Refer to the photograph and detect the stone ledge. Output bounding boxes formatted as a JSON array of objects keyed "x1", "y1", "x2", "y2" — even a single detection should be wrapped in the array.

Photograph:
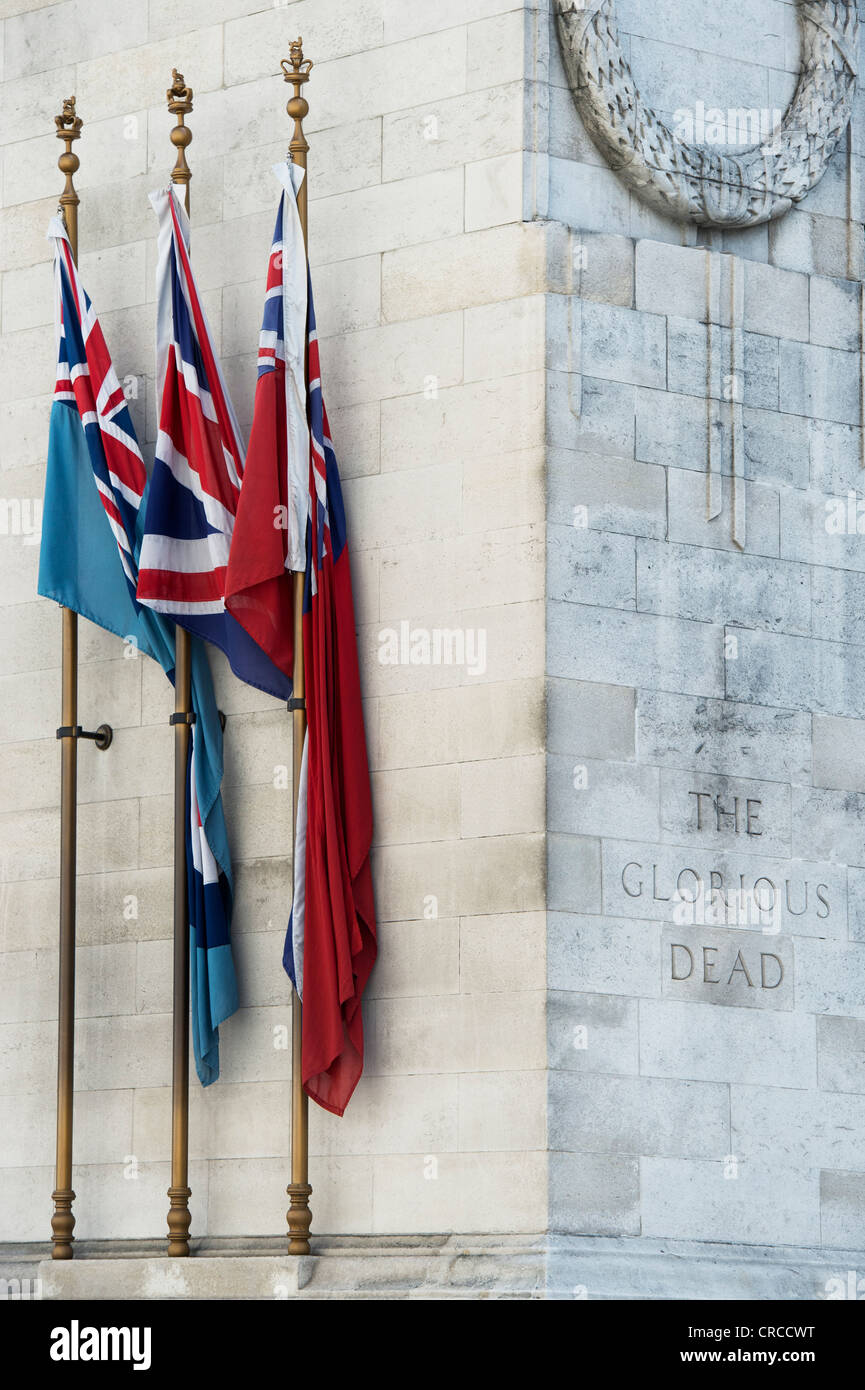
[
  {"x1": 24, "y1": 1234, "x2": 865, "y2": 1300},
  {"x1": 549, "y1": 1236, "x2": 865, "y2": 1302},
  {"x1": 36, "y1": 1235, "x2": 548, "y2": 1301}
]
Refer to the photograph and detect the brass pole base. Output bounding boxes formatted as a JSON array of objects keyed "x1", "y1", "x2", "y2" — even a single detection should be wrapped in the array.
[
  {"x1": 286, "y1": 1183, "x2": 313, "y2": 1255},
  {"x1": 167, "y1": 1185, "x2": 192, "y2": 1257},
  {"x1": 51, "y1": 1188, "x2": 75, "y2": 1260}
]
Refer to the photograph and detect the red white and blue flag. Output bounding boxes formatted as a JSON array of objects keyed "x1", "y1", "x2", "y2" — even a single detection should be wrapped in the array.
[
  {"x1": 48, "y1": 215, "x2": 146, "y2": 597},
  {"x1": 137, "y1": 185, "x2": 291, "y2": 702},
  {"x1": 39, "y1": 214, "x2": 238, "y2": 1086},
  {"x1": 225, "y1": 164, "x2": 377, "y2": 1117}
]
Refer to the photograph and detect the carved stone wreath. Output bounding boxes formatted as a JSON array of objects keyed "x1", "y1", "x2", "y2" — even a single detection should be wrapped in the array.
[{"x1": 555, "y1": 0, "x2": 860, "y2": 227}]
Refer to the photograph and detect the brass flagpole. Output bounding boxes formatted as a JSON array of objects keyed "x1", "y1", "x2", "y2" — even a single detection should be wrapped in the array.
[
  {"x1": 283, "y1": 39, "x2": 313, "y2": 1257},
  {"x1": 165, "y1": 68, "x2": 194, "y2": 1259},
  {"x1": 51, "y1": 95, "x2": 83, "y2": 1263},
  {"x1": 51, "y1": 98, "x2": 113, "y2": 1260}
]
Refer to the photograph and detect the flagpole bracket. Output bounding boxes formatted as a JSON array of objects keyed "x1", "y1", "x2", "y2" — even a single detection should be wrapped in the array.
[
  {"x1": 287, "y1": 697, "x2": 306, "y2": 713},
  {"x1": 56, "y1": 723, "x2": 113, "y2": 751},
  {"x1": 169, "y1": 712, "x2": 196, "y2": 726}
]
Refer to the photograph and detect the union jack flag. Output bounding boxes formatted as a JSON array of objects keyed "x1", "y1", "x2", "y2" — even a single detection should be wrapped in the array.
[
  {"x1": 39, "y1": 213, "x2": 238, "y2": 1086},
  {"x1": 226, "y1": 165, "x2": 377, "y2": 1116},
  {"x1": 137, "y1": 185, "x2": 291, "y2": 701},
  {"x1": 50, "y1": 215, "x2": 145, "y2": 597}
]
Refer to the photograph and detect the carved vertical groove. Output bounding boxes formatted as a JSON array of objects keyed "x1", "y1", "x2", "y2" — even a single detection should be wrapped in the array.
[{"x1": 729, "y1": 257, "x2": 746, "y2": 551}]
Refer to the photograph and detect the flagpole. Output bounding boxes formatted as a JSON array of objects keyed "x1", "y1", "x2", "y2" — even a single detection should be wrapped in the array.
[
  {"x1": 51, "y1": 98, "x2": 115, "y2": 1260},
  {"x1": 283, "y1": 39, "x2": 313, "y2": 1258},
  {"x1": 51, "y1": 97, "x2": 84, "y2": 1263},
  {"x1": 165, "y1": 68, "x2": 194, "y2": 1259}
]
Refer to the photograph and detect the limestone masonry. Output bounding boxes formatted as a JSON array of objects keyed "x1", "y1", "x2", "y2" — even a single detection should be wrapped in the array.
[{"x1": 1, "y1": 0, "x2": 865, "y2": 1299}]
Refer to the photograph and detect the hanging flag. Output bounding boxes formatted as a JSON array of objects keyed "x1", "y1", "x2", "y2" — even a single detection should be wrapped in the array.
[
  {"x1": 225, "y1": 164, "x2": 377, "y2": 1117},
  {"x1": 137, "y1": 185, "x2": 291, "y2": 702},
  {"x1": 38, "y1": 214, "x2": 237, "y2": 1086}
]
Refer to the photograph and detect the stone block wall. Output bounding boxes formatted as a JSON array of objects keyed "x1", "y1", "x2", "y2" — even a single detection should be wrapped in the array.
[{"x1": 540, "y1": 0, "x2": 865, "y2": 1255}]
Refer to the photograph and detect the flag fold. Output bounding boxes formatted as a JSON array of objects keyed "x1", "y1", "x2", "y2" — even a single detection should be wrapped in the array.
[{"x1": 137, "y1": 186, "x2": 292, "y2": 702}]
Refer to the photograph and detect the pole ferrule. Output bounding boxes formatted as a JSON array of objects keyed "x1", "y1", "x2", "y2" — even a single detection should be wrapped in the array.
[{"x1": 286, "y1": 1182, "x2": 313, "y2": 1256}]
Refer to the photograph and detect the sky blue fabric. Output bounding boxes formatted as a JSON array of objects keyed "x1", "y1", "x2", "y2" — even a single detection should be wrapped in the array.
[{"x1": 39, "y1": 398, "x2": 238, "y2": 1084}]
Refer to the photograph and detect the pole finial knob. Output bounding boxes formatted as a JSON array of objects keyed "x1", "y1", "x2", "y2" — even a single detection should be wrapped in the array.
[
  {"x1": 166, "y1": 67, "x2": 193, "y2": 198},
  {"x1": 55, "y1": 97, "x2": 82, "y2": 230},
  {"x1": 281, "y1": 39, "x2": 312, "y2": 164}
]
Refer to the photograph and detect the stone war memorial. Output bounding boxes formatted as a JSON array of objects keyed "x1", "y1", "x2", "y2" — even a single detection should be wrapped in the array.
[{"x1": 1, "y1": 0, "x2": 865, "y2": 1312}]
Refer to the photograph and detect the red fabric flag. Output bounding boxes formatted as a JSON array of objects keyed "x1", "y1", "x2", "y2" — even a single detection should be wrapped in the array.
[{"x1": 225, "y1": 165, "x2": 376, "y2": 1115}]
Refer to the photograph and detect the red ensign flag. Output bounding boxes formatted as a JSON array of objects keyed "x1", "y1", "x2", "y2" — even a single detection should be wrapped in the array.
[{"x1": 225, "y1": 164, "x2": 376, "y2": 1116}]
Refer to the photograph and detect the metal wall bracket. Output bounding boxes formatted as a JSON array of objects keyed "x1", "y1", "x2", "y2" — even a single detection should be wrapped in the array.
[
  {"x1": 287, "y1": 697, "x2": 306, "y2": 712},
  {"x1": 168, "y1": 712, "x2": 196, "y2": 726},
  {"x1": 56, "y1": 724, "x2": 113, "y2": 751}
]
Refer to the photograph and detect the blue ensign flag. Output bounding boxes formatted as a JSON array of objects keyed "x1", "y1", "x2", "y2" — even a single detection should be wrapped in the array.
[{"x1": 37, "y1": 214, "x2": 238, "y2": 1085}]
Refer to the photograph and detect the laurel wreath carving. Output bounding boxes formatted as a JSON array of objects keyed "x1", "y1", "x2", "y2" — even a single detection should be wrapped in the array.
[{"x1": 555, "y1": 0, "x2": 859, "y2": 227}]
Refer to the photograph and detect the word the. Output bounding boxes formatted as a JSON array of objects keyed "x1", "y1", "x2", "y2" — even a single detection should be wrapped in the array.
[{"x1": 689, "y1": 791, "x2": 762, "y2": 837}]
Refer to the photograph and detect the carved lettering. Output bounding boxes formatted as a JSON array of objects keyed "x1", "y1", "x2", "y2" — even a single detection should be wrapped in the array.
[
  {"x1": 670, "y1": 944, "x2": 694, "y2": 982},
  {"x1": 622, "y1": 861, "x2": 831, "y2": 923},
  {"x1": 727, "y1": 950, "x2": 754, "y2": 988},
  {"x1": 688, "y1": 790, "x2": 763, "y2": 837},
  {"x1": 702, "y1": 947, "x2": 719, "y2": 984},
  {"x1": 661, "y1": 926, "x2": 794, "y2": 1011},
  {"x1": 622, "y1": 862, "x2": 642, "y2": 898}
]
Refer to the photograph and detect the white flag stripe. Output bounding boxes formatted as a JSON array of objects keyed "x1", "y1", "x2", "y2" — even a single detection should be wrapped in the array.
[
  {"x1": 149, "y1": 187, "x2": 246, "y2": 467},
  {"x1": 273, "y1": 162, "x2": 311, "y2": 573},
  {"x1": 142, "y1": 596, "x2": 226, "y2": 616},
  {"x1": 153, "y1": 430, "x2": 237, "y2": 537},
  {"x1": 138, "y1": 530, "x2": 230, "y2": 574}
]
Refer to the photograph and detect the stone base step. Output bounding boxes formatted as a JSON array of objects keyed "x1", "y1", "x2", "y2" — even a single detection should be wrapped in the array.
[
  {"x1": 19, "y1": 1234, "x2": 865, "y2": 1300},
  {"x1": 36, "y1": 1235, "x2": 547, "y2": 1301}
]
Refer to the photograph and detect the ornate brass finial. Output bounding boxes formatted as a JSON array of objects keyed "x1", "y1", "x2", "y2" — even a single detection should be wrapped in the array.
[
  {"x1": 166, "y1": 68, "x2": 193, "y2": 206},
  {"x1": 55, "y1": 95, "x2": 83, "y2": 137},
  {"x1": 281, "y1": 38, "x2": 313, "y2": 167},
  {"x1": 55, "y1": 96, "x2": 82, "y2": 257},
  {"x1": 167, "y1": 67, "x2": 193, "y2": 108}
]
